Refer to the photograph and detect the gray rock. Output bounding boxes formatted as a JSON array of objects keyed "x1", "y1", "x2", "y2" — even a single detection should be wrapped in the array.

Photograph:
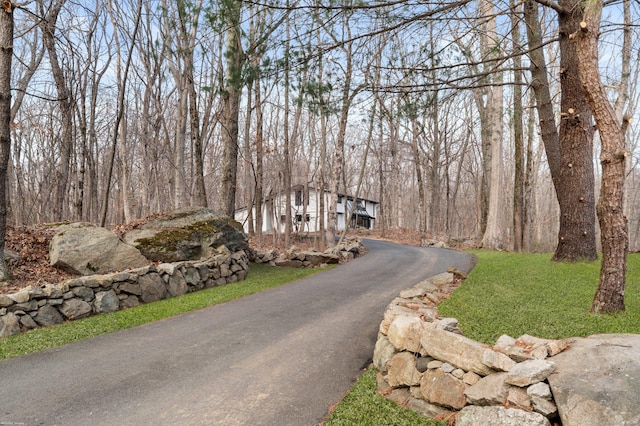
[
  {"x1": 182, "y1": 266, "x2": 200, "y2": 285},
  {"x1": 94, "y1": 290, "x2": 119, "y2": 313},
  {"x1": 50, "y1": 222, "x2": 148, "y2": 275},
  {"x1": 0, "y1": 312, "x2": 21, "y2": 337},
  {"x1": 548, "y1": 334, "x2": 640, "y2": 426},
  {"x1": 168, "y1": 271, "x2": 188, "y2": 297},
  {"x1": 373, "y1": 335, "x2": 396, "y2": 372},
  {"x1": 42, "y1": 284, "x2": 64, "y2": 298},
  {"x1": 494, "y1": 334, "x2": 533, "y2": 362},
  {"x1": 483, "y1": 348, "x2": 517, "y2": 372},
  {"x1": 34, "y1": 305, "x2": 64, "y2": 326},
  {"x1": 420, "y1": 328, "x2": 494, "y2": 376},
  {"x1": 8, "y1": 300, "x2": 37, "y2": 312},
  {"x1": 415, "y1": 356, "x2": 433, "y2": 373},
  {"x1": 530, "y1": 395, "x2": 557, "y2": 417},
  {"x1": 302, "y1": 252, "x2": 339, "y2": 266},
  {"x1": 527, "y1": 382, "x2": 552, "y2": 400},
  {"x1": 19, "y1": 314, "x2": 38, "y2": 329},
  {"x1": 434, "y1": 317, "x2": 460, "y2": 333},
  {"x1": 8, "y1": 290, "x2": 30, "y2": 304},
  {"x1": 119, "y1": 295, "x2": 140, "y2": 309},
  {"x1": 440, "y1": 362, "x2": 455, "y2": 373},
  {"x1": 505, "y1": 359, "x2": 556, "y2": 387},
  {"x1": 273, "y1": 258, "x2": 303, "y2": 268},
  {"x1": 420, "y1": 368, "x2": 467, "y2": 410},
  {"x1": 139, "y1": 272, "x2": 167, "y2": 303},
  {"x1": 0, "y1": 294, "x2": 14, "y2": 308},
  {"x1": 119, "y1": 282, "x2": 142, "y2": 295},
  {"x1": 124, "y1": 208, "x2": 248, "y2": 262},
  {"x1": 72, "y1": 286, "x2": 95, "y2": 302},
  {"x1": 464, "y1": 372, "x2": 511, "y2": 406},
  {"x1": 60, "y1": 299, "x2": 92, "y2": 319},
  {"x1": 456, "y1": 406, "x2": 551, "y2": 426}
]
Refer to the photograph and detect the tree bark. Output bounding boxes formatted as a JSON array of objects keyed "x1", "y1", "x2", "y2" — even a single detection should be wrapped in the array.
[
  {"x1": 0, "y1": 1, "x2": 13, "y2": 281},
  {"x1": 511, "y1": 0, "x2": 525, "y2": 251},
  {"x1": 524, "y1": 0, "x2": 597, "y2": 261},
  {"x1": 41, "y1": 0, "x2": 72, "y2": 221},
  {"x1": 479, "y1": 0, "x2": 505, "y2": 249},
  {"x1": 574, "y1": 3, "x2": 628, "y2": 313},
  {"x1": 219, "y1": 0, "x2": 243, "y2": 217}
]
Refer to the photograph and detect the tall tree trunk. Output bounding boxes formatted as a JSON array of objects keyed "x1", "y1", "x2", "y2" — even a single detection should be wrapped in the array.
[
  {"x1": 411, "y1": 118, "x2": 426, "y2": 236},
  {"x1": 243, "y1": 74, "x2": 255, "y2": 236},
  {"x1": 219, "y1": 0, "x2": 243, "y2": 217},
  {"x1": 0, "y1": 1, "x2": 13, "y2": 281},
  {"x1": 188, "y1": 68, "x2": 207, "y2": 207},
  {"x1": 254, "y1": 75, "x2": 264, "y2": 240},
  {"x1": 283, "y1": 13, "x2": 292, "y2": 247},
  {"x1": 574, "y1": 2, "x2": 628, "y2": 313},
  {"x1": 41, "y1": 0, "x2": 72, "y2": 221},
  {"x1": 479, "y1": 0, "x2": 505, "y2": 249},
  {"x1": 524, "y1": 0, "x2": 597, "y2": 261},
  {"x1": 511, "y1": 0, "x2": 525, "y2": 251}
]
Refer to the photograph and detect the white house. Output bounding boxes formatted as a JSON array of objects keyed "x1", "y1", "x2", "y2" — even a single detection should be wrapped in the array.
[{"x1": 234, "y1": 185, "x2": 378, "y2": 234}]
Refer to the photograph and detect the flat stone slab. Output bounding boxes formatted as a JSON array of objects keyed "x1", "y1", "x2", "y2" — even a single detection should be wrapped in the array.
[{"x1": 548, "y1": 334, "x2": 640, "y2": 426}]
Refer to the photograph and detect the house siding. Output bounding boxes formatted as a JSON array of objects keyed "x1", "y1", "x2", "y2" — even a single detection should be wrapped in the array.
[{"x1": 235, "y1": 188, "x2": 377, "y2": 234}]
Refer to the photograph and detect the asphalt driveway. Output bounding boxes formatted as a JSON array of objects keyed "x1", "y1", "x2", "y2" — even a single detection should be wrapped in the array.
[{"x1": 0, "y1": 239, "x2": 475, "y2": 425}]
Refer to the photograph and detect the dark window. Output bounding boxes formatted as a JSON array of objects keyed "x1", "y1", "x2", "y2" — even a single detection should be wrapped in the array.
[
  {"x1": 295, "y1": 190, "x2": 303, "y2": 206},
  {"x1": 296, "y1": 214, "x2": 311, "y2": 222}
]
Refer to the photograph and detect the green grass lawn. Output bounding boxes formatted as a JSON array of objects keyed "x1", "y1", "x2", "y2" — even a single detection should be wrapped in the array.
[
  {"x1": 0, "y1": 263, "x2": 325, "y2": 360},
  {"x1": 438, "y1": 251, "x2": 640, "y2": 345},
  {"x1": 325, "y1": 250, "x2": 640, "y2": 425}
]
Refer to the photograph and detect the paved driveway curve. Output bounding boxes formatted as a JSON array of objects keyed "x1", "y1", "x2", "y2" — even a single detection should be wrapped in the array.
[{"x1": 0, "y1": 239, "x2": 475, "y2": 425}]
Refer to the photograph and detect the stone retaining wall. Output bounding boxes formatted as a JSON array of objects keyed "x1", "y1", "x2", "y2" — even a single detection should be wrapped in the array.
[
  {"x1": 253, "y1": 236, "x2": 366, "y2": 267},
  {"x1": 373, "y1": 272, "x2": 570, "y2": 426},
  {"x1": 0, "y1": 247, "x2": 249, "y2": 338}
]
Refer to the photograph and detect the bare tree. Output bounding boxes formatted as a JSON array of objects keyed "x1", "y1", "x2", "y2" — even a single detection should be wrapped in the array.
[
  {"x1": 0, "y1": 0, "x2": 13, "y2": 281},
  {"x1": 40, "y1": 0, "x2": 73, "y2": 221},
  {"x1": 574, "y1": 0, "x2": 631, "y2": 313}
]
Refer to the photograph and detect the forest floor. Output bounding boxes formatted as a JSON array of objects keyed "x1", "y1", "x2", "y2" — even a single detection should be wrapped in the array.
[{"x1": 0, "y1": 224, "x2": 428, "y2": 295}]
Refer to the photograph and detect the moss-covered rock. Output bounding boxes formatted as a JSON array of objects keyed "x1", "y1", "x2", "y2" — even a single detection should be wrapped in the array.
[{"x1": 124, "y1": 207, "x2": 248, "y2": 263}]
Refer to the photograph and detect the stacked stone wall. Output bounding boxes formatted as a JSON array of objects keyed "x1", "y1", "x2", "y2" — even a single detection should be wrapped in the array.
[
  {"x1": 0, "y1": 248, "x2": 249, "y2": 338},
  {"x1": 374, "y1": 272, "x2": 570, "y2": 426}
]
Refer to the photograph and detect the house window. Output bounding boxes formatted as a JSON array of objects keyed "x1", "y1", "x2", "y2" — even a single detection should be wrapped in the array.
[
  {"x1": 296, "y1": 214, "x2": 310, "y2": 222},
  {"x1": 351, "y1": 214, "x2": 371, "y2": 229},
  {"x1": 295, "y1": 190, "x2": 303, "y2": 206},
  {"x1": 338, "y1": 195, "x2": 343, "y2": 204},
  {"x1": 356, "y1": 199, "x2": 365, "y2": 209}
]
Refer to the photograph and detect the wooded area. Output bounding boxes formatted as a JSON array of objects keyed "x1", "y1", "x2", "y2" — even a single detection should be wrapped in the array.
[{"x1": 0, "y1": 0, "x2": 638, "y2": 311}]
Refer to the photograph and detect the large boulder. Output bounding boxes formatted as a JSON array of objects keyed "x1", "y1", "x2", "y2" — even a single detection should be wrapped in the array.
[
  {"x1": 124, "y1": 208, "x2": 248, "y2": 263},
  {"x1": 50, "y1": 223, "x2": 149, "y2": 275},
  {"x1": 548, "y1": 334, "x2": 640, "y2": 426}
]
